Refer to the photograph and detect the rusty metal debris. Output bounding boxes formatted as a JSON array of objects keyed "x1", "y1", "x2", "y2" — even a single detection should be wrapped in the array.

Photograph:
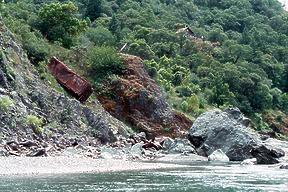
[{"x1": 48, "y1": 57, "x2": 92, "y2": 102}]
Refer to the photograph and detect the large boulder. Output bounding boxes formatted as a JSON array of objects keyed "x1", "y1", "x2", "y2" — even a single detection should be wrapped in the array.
[{"x1": 188, "y1": 108, "x2": 285, "y2": 164}]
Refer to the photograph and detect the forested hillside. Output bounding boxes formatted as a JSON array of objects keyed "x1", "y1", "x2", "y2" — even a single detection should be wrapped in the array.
[{"x1": 1, "y1": 0, "x2": 288, "y2": 137}]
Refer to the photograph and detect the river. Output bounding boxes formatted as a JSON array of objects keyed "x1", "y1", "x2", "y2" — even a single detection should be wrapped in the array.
[{"x1": 0, "y1": 161, "x2": 287, "y2": 192}]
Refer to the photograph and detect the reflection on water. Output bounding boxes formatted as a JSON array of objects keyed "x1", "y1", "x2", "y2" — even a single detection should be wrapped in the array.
[{"x1": 0, "y1": 162, "x2": 287, "y2": 192}]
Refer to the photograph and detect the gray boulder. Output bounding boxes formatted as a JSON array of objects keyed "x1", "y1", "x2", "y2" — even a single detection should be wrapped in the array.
[
  {"x1": 188, "y1": 108, "x2": 284, "y2": 164},
  {"x1": 0, "y1": 147, "x2": 8, "y2": 157},
  {"x1": 280, "y1": 164, "x2": 288, "y2": 169},
  {"x1": 251, "y1": 145, "x2": 284, "y2": 164},
  {"x1": 241, "y1": 158, "x2": 257, "y2": 165},
  {"x1": 163, "y1": 138, "x2": 196, "y2": 154},
  {"x1": 208, "y1": 149, "x2": 229, "y2": 162}
]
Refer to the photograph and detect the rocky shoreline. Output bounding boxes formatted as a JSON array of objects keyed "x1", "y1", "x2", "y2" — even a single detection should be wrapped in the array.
[{"x1": 1, "y1": 108, "x2": 288, "y2": 175}]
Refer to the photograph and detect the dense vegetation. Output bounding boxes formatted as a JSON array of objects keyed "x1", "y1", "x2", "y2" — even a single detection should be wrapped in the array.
[{"x1": 1, "y1": 0, "x2": 288, "y2": 134}]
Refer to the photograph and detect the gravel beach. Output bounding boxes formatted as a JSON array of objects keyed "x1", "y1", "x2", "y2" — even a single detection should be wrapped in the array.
[{"x1": 0, "y1": 157, "x2": 186, "y2": 176}]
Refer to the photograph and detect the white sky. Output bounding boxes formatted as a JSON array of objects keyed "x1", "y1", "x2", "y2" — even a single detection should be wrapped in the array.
[{"x1": 278, "y1": 0, "x2": 288, "y2": 10}]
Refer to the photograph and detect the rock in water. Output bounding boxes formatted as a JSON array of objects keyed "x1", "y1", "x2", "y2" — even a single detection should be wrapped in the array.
[
  {"x1": 188, "y1": 108, "x2": 284, "y2": 164},
  {"x1": 208, "y1": 149, "x2": 229, "y2": 162},
  {"x1": 251, "y1": 145, "x2": 285, "y2": 164},
  {"x1": 130, "y1": 143, "x2": 144, "y2": 157},
  {"x1": 279, "y1": 164, "x2": 288, "y2": 169}
]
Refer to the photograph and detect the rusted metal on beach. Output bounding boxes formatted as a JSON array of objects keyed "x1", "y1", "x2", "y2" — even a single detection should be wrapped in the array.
[{"x1": 48, "y1": 57, "x2": 93, "y2": 102}]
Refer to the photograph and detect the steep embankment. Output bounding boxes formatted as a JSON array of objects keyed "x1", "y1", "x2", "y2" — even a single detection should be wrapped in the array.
[
  {"x1": 98, "y1": 54, "x2": 192, "y2": 139},
  {"x1": 0, "y1": 19, "x2": 130, "y2": 156}
]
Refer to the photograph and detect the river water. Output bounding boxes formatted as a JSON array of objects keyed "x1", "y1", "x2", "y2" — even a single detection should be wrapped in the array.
[{"x1": 0, "y1": 161, "x2": 287, "y2": 192}]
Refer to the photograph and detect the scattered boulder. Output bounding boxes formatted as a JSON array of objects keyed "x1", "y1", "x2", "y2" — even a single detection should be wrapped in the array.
[
  {"x1": 0, "y1": 146, "x2": 8, "y2": 157},
  {"x1": 19, "y1": 140, "x2": 38, "y2": 148},
  {"x1": 162, "y1": 138, "x2": 196, "y2": 154},
  {"x1": 130, "y1": 143, "x2": 144, "y2": 157},
  {"x1": 208, "y1": 149, "x2": 229, "y2": 162},
  {"x1": 241, "y1": 158, "x2": 257, "y2": 165},
  {"x1": 279, "y1": 164, "x2": 288, "y2": 169},
  {"x1": 143, "y1": 142, "x2": 162, "y2": 150},
  {"x1": 29, "y1": 148, "x2": 47, "y2": 157},
  {"x1": 161, "y1": 137, "x2": 175, "y2": 150},
  {"x1": 189, "y1": 108, "x2": 285, "y2": 164},
  {"x1": 130, "y1": 132, "x2": 147, "y2": 143}
]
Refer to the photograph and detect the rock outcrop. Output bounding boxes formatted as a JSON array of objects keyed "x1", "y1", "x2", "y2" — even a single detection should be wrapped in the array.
[
  {"x1": 188, "y1": 108, "x2": 285, "y2": 164},
  {"x1": 0, "y1": 19, "x2": 130, "y2": 156},
  {"x1": 98, "y1": 54, "x2": 192, "y2": 139}
]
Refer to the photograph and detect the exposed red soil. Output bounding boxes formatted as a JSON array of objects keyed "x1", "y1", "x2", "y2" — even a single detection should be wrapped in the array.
[{"x1": 97, "y1": 54, "x2": 192, "y2": 139}]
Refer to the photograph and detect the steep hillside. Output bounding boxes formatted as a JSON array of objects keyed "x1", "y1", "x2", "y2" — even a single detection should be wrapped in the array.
[
  {"x1": 98, "y1": 54, "x2": 192, "y2": 138},
  {"x1": 0, "y1": 18, "x2": 130, "y2": 156},
  {"x1": 1, "y1": 0, "x2": 288, "y2": 139}
]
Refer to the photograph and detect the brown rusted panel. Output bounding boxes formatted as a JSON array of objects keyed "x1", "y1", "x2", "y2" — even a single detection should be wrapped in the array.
[{"x1": 48, "y1": 57, "x2": 93, "y2": 102}]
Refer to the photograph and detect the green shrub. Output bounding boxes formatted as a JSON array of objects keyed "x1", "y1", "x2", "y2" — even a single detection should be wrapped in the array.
[
  {"x1": 252, "y1": 113, "x2": 271, "y2": 132},
  {"x1": 180, "y1": 100, "x2": 189, "y2": 112},
  {"x1": 0, "y1": 96, "x2": 14, "y2": 112},
  {"x1": 186, "y1": 94, "x2": 200, "y2": 112},
  {"x1": 88, "y1": 46, "x2": 125, "y2": 84},
  {"x1": 128, "y1": 39, "x2": 155, "y2": 60},
  {"x1": 26, "y1": 115, "x2": 44, "y2": 134},
  {"x1": 163, "y1": 127, "x2": 172, "y2": 133},
  {"x1": 175, "y1": 86, "x2": 192, "y2": 97},
  {"x1": 22, "y1": 32, "x2": 49, "y2": 66}
]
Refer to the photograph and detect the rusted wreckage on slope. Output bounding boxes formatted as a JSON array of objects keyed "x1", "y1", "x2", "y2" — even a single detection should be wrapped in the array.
[
  {"x1": 176, "y1": 26, "x2": 221, "y2": 48},
  {"x1": 48, "y1": 57, "x2": 92, "y2": 102}
]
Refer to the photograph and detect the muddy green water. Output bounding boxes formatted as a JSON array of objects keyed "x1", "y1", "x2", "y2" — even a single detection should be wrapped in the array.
[{"x1": 0, "y1": 162, "x2": 287, "y2": 192}]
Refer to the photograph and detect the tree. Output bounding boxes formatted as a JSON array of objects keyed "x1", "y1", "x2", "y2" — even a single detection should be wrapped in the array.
[
  {"x1": 109, "y1": 14, "x2": 121, "y2": 35},
  {"x1": 207, "y1": 28, "x2": 228, "y2": 43},
  {"x1": 128, "y1": 39, "x2": 155, "y2": 60},
  {"x1": 37, "y1": 2, "x2": 88, "y2": 48},
  {"x1": 250, "y1": 83, "x2": 273, "y2": 111},
  {"x1": 0, "y1": 0, "x2": 3, "y2": 11},
  {"x1": 85, "y1": 27, "x2": 116, "y2": 46},
  {"x1": 85, "y1": 0, "x2": 102, "y2": 22}
]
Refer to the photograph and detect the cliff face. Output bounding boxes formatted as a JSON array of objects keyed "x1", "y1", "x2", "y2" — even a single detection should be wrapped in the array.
[
  {"x1": 0, "y1": 20, "x2": 130, "y2": 156},
  {"x1": 98, "y1": 54, "x2": 192, "y2": 139},
  {"x1": 0, "y1": 17, "x2": 192, "y2": 157}
]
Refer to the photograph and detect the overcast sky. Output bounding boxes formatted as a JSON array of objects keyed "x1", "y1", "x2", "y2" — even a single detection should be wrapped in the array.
[{"x1": 278, "y1": 0, "x2": 288, "y2": 10}]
